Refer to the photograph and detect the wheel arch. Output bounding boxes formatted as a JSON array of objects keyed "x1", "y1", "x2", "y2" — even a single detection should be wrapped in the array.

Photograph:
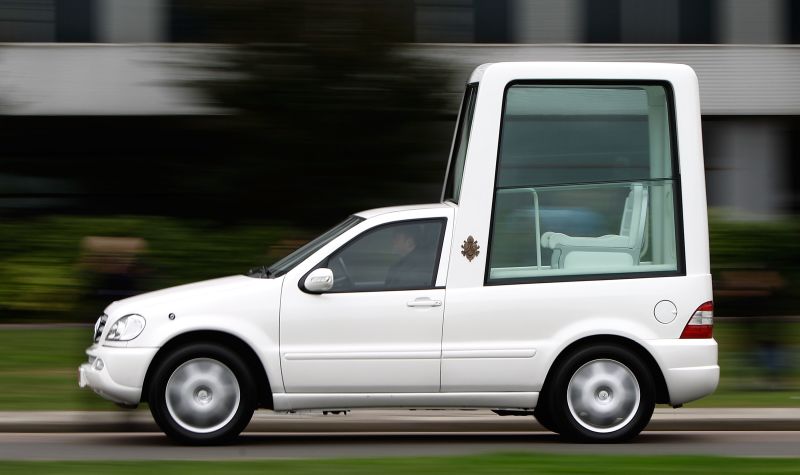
[
  {"x1": 540, "y1": 334, "x2": 670, "y2": 405},
  {"x1": 141, "y1": 330, "x2": 273, "y2": 409}
]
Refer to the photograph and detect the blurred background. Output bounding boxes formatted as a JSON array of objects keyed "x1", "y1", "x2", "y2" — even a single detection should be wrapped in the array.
[{"x1": 0, "y1": 0, "x2": 797, "y2": 409}]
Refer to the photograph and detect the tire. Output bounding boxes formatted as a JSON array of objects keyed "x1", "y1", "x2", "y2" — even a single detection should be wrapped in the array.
[
  {"x1": 533, "y1": 403, "x2": 559, "y2": 434},
  {"x1": 148, "y1": 343, "x2": 256, "y2": 445},
  {"x1": 544, "y1": 345, "x2": 655, "y2": 443}
]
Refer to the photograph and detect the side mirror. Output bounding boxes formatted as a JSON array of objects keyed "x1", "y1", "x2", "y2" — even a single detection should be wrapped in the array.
[{"x1": 304, "y1": 268, "x2": 334, "y2": 293}]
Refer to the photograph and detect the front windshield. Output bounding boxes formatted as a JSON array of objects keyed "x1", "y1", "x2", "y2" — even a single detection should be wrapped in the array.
[{"x1": 247, "y1": 216, "x2": 363, "y2": 278}]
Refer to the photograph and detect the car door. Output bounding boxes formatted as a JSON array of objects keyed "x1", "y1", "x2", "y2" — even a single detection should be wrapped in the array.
[{"x1": 280, "y1": 213, "x2": 451, "y2": 393}]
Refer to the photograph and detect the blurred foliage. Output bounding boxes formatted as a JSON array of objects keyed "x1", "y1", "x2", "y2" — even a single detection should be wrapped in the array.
[
  {"x1": 175, "y1": 0, "x2": 452, "y2": 221},
  {"x1": 0, "y1": 215, "x2": 306, "y2": 322},
  {"x1": 709, "y1": 211, "x2": 800, "y2": 316},
  {"x1": 695, "y1": 319, "x2": 799, "y2": 403},
  {"x1": 710, "y1": 212, "x2": 800, "y2": 271}
]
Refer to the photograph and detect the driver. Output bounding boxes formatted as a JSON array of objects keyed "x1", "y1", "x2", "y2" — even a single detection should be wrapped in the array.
[{"x1": 385, "y1": 225, "x2": 434, "y2": 289}]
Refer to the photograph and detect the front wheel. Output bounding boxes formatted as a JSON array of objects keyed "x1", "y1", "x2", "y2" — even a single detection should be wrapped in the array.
[
  {"x1": 533, "y1": 402, "x2": 559, "y2": 433},
  {"x1": 148, "y1": 343, "x2": 255, "y2": 445},
  {"x1": 545, "y1": 345, "x2": 655, "y2": 442}
]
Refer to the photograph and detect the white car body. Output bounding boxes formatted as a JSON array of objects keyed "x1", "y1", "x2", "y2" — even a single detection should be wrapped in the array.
[{"x1": 80, "y1": 62, "x2": 718, "y2": 443}]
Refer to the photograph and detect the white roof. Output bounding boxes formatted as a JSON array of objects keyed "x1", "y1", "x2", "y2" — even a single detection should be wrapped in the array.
[
  {"x1": 468, "y1": 61, "x2": 695, "y2": 84},
  {"x1": 354, "y1": 202, "x2": 453, "y2": 219}
]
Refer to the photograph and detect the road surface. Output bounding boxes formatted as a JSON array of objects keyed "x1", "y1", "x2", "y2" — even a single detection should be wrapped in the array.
[
  {"x1": 1, "y1": 409, "x2": 798, "y2": 460},
  {"x1": 0, "y1": 431, "x2": 798, "y2": 460}
]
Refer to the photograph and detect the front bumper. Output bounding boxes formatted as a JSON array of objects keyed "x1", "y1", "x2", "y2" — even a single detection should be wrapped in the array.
[
  {"x1": 647, "y1": 338, "x2": 719, "y2": 406},
  {"x1": 78, "y1": 344, "x2": 158, "y2": 405}
]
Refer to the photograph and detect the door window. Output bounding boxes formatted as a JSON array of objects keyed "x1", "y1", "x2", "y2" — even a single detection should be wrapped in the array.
[{"x1": 321, "y1": 219, "x2": 446, "y2": 292}]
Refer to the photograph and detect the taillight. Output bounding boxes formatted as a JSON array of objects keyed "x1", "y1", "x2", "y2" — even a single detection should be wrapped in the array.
[{"x1": 680, "y1": 301, "x2": 713, "y2": 339}]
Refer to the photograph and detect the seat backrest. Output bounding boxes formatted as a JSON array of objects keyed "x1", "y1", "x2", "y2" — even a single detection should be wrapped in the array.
[
  {"x1": 619, "y1": 183, "x2": 648, "y2": 250},
  {"x1": 492, "y1": 188, "x2": 538, "y2": 267}
]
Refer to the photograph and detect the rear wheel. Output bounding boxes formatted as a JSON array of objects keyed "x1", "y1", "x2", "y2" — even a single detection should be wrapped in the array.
[
  {"x1": 545, "y1": 345, "x2": 655, "y2": 442},
  {"x1": 148, "y1": 343, "x2": 255, "y2": 445}
]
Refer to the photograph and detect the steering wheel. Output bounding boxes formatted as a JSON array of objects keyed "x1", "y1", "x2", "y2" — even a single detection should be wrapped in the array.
[{"x1": 332, "y1": 255, "x2": 353, "y2": 287}]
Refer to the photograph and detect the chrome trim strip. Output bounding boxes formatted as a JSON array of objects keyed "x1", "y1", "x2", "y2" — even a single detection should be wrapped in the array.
[{"x1": 283, "y1": 351, "x2": 440, "y2": 361}]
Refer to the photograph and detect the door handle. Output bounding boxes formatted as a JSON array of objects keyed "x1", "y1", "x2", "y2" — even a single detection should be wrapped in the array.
[{"x1": 407, "y1": 297, "x2": 442, "y2": 308}]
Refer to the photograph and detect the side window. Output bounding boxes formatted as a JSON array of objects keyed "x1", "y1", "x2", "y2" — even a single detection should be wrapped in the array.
[
  {"x1": 325, "y1": 219, "x2": 445, "y2": 292},
  {"x1": 488, "y1": 84, "x2": 682, "y2": 283}
]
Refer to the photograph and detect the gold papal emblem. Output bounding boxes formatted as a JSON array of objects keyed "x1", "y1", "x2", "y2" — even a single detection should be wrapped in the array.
[{"x1": 461, "y1": 235, "x2": 480, "y2": 262}]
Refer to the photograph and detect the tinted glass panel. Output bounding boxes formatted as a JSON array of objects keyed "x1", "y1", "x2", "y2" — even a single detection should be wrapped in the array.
[
  {"x1": 489, "y1": 83, "x2": 681, "y2": 283},
  {"x1": 327, "y1": 219, "x2": 445, "y2": 292},
  {"x1": 497, "y1": 85, "x2": 673, "y2": 188},
  {"x1": 444, "y1": 85, "x2": 477, "y2": 203}
]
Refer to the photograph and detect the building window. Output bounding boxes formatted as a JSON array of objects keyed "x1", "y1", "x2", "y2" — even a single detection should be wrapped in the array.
[{"x1": 583, "y1": 0, "x2": 621, "y2": 43}]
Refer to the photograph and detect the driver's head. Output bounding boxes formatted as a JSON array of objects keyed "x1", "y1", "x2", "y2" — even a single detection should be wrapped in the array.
[{"x1": 391, "y1": 225, "x2": 424, "y2": 255}]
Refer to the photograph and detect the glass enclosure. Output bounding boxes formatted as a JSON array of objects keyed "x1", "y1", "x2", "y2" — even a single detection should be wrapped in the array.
[
  {"x1": 488, "y1": 84, "x2": 681, "y2": 283},
  {"x1": 443, "y1": 85, "x2": 477, "y2": 203}
]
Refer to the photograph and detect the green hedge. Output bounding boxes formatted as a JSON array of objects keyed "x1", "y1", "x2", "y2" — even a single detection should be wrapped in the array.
[
  {"x1": 709, "y1": 212, "x2": 800, "y2": 316},
  {"x1": 0, "y1": 216, "x2": 307, "y2": 322}
]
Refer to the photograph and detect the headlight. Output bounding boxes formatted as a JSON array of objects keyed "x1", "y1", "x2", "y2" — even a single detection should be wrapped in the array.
[
  {"x1": 93, "y1": 314, "x2": 108, "y2": 343},
  {"x1": 106, "y1": 314, "x2": 146, "y2": 341}
]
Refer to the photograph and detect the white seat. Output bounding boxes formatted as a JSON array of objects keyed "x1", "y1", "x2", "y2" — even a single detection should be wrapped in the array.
[{"x1": 541, "y1": 183, "x2": 648, "y2": 269}]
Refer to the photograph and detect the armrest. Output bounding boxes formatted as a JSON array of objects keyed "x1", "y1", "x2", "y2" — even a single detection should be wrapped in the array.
[{"x1": 541, "y1": 232, "x2": 631, "y2": 250}]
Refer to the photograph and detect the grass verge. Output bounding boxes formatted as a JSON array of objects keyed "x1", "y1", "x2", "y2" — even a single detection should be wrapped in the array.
[
  {"x1": 1, "y1": 454, "x2": 800, "y2": 475},
  {"x1": 0, "y1": 328, "x2": 116, "y2": 410}
]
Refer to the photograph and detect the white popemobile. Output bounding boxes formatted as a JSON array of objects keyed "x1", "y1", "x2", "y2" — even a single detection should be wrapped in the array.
[{"x1": 80, "y1": 62, "x2": 718, "y2": 444}]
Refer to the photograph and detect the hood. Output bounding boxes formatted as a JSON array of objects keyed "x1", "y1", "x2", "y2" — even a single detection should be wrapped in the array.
[{"x1": 104, "y1": 275, "x2": 282, "y2": 321}]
